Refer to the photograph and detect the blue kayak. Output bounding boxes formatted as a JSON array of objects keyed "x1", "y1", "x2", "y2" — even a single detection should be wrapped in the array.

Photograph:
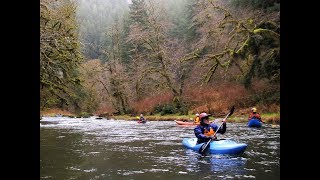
[
  {"x1": 182, "y1": 138, "x2": 247, "y2": 155},
  {"x1": 248, "y1": 119, "x2": 262, "y2": 127}
]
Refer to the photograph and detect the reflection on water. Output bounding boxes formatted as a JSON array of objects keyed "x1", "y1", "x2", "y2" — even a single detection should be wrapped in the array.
[
  {"x1": 184, "y1": 150, "x2": 247, "y2": 173},
  {"x1": 40, "y1": 116, "x2": 280, "y2": 179},
  {"x1": 209, "y1": 156, "x2": 247, "y2": 174}
]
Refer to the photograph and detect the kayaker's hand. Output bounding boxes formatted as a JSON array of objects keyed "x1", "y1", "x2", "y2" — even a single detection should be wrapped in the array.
[{"x1": 211, "y1": 136, "x2": 217, "y2": 140}]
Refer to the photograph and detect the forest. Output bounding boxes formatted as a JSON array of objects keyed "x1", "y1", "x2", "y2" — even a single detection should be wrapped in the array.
[{"x1": 40, "y1": 0, "x2": 280, "y2": 119}]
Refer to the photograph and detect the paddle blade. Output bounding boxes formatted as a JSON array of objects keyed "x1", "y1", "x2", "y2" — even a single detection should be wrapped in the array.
[
  {"x1": 228, "y1": 106, "x2": 235, "y2": 117},
  {"x1": 198, "y1": 144, "x2": 206, "y2": 154},
  {"x1": 198, "y1": 140, "x2": 211, "y2": 155}
]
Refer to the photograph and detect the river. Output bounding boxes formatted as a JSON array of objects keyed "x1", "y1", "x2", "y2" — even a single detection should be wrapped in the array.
[{"x1": 40, "y1": 116, "x2": 280, "y2": 179}]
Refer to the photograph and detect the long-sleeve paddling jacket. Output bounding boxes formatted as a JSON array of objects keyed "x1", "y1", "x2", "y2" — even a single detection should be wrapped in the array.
[{"x1": 194, "y1": 123, "x2": 226, "y2": 143}]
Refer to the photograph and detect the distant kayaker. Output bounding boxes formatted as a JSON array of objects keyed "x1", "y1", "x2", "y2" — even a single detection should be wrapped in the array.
[
  {"x1": 194, "y1": 112, "x2": 226, "y2": 144},
  {"x1": 139, "y1": 114, "x2": 146, "y2": 123},
  {"x1": 248, "y1": 107, "x2": 264, "y2": 123},
  {"x1": 194, "y1": 113, "x2": 200, "y2": 124}
]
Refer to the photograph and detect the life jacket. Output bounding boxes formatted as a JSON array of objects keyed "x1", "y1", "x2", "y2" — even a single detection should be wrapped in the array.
[
  {"x1": 203, "y1": 127, "x2": 215, "y2": 136},
  {"x1": 249, "y1": 112, "x2": 261, "y2": 120},
  {"x1": 194, "y1": 116, "x2": 200, "y2": 124}
]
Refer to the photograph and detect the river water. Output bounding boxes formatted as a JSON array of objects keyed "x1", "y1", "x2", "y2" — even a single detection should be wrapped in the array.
[{"x1": 40, "y1": 116, "x2": 280, "y2": 179}]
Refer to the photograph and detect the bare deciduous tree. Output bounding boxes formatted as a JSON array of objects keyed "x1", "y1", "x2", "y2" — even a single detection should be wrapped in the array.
[{"x1": 127, "y1": 0, "x2": 199, "y2": 112}]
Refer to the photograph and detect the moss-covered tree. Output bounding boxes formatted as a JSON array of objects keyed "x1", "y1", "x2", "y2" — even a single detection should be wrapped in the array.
[
  {"x1": 191, "y1": 0, "x2": 279, "y2": 89},
  {"x1": 40, "y1": 0, "x2": 86, "y2": 114}
]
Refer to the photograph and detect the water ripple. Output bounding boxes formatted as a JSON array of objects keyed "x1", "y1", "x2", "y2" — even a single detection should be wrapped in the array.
[{"x1": 41, "y1": 117, "x2": 280, "y2": 179}]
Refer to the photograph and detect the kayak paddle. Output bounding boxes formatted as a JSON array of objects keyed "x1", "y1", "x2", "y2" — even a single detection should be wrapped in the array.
[{"x1": 199, "y1": 106, "x2": 235, "y2": 155}]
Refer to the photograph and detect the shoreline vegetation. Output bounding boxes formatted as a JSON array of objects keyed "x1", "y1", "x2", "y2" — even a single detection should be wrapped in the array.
[
  {"x1": 40, "y1": 1, "x2": 280, "y2": 127},
  {"x1": 40, "y1": 109, "x2": 280, "y2": 124}
]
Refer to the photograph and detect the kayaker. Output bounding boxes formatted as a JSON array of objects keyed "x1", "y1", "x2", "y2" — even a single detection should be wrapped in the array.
[
  {"x1": 194, "y1": 112, "x2": 226, "y2": 144},
  {"x1": 194, "y1": 113, "x2": 200, "y2": 124},
  {"x1": 139, "y1": 114, "x2": 146, "y2": 122},
  {"x1": 248, "y1": 107, "x2": 264, "y2": 123}
]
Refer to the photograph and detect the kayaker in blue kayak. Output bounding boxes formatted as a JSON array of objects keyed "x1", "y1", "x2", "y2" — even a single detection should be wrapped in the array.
[
  {"x1": 194, "y1": 112, "x2": 226, "y2": 144},
  {"x1": 248, "y1": 107, "x2": 264, "y2": 123}
]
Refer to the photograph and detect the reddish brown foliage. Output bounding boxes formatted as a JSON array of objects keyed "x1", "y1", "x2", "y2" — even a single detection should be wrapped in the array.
[
  {"x1": 95, "y1": 106, "x2": 116, "y2": 116},
  {"x1": 132, "y1": 92, "x2": 173, "y2": 114},
  {"x1": 184, "y1": 83, "x2": 249, "y2": 115},
  {"x1": 127, "y1": 80, "x2": 279, "y2": 116}
]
